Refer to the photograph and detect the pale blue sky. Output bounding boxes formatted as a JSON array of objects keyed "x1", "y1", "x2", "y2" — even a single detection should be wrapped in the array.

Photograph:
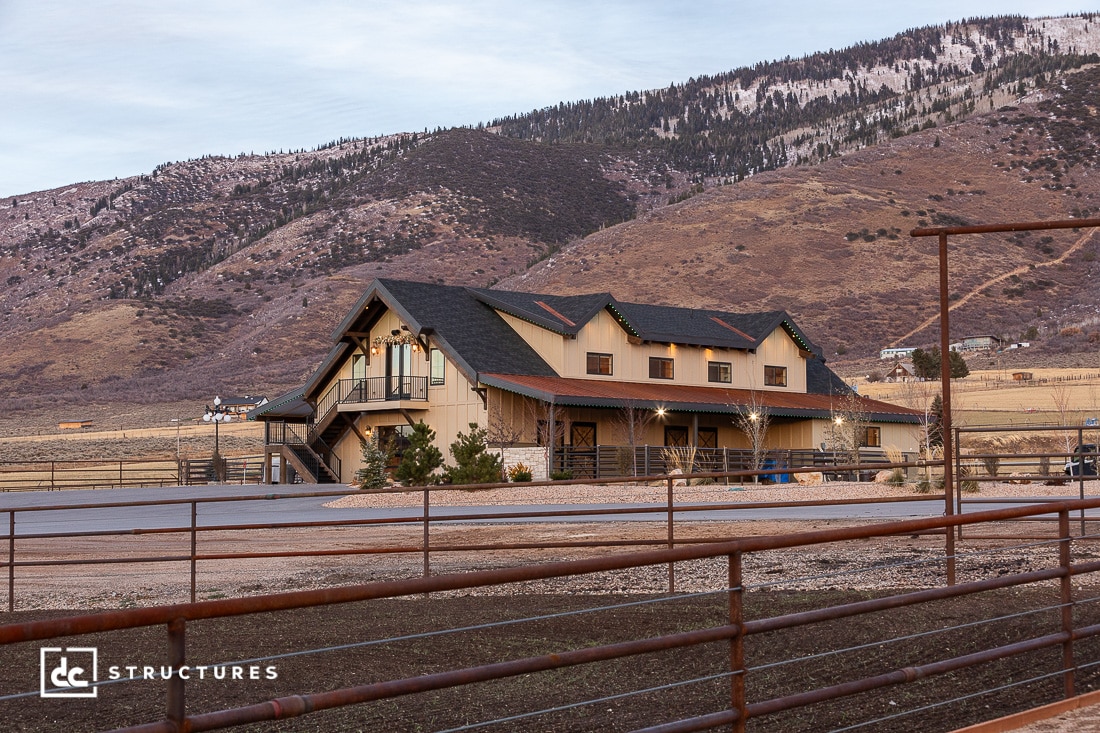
[{"x1": 0, "y1": 1, "x2": 1095, "y2": 197}]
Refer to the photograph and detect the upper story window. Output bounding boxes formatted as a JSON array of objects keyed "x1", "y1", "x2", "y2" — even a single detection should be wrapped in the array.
[
  {"x1": 586, "y1": 352, "x2": 613, "y2": 376},
  {"x1": 708, "y1": 361, "x2": 731, "y2": 383},
  {"x1": 430, "y1": 348, "x2": 445, "y2": 386},
  {"x1": 764, "y1": 365, "x2": 787, "y2": 387},
  {"x1": 649, "y1": 357, "x2": 674, "y2": 380}
]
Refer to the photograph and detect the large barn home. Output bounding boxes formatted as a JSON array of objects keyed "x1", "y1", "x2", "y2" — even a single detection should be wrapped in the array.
[{"x1": 252, "y1": 278, "x2": 921, "y2": 483}]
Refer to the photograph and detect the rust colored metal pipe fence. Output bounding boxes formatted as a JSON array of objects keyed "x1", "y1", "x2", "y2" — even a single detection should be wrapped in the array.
[
  {"x1": 1, "y1": 499, "x2": 1099, "y2": 732},
  {"x1": 0, "y1": 462, "x2": 935, "y2": 612},
  {"x1": 911, "y1": 217, "x2": 1100, "y2": 586}
]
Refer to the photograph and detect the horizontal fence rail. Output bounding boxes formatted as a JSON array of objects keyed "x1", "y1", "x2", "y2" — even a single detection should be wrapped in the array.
[{"x1": 2, "y1": 499, "x2": 1100, "y2": 732}]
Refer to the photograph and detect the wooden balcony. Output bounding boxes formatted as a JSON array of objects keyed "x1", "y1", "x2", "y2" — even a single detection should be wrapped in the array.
[{"x1": 333, "y1": 376, "x2": 429, "y2": 412}]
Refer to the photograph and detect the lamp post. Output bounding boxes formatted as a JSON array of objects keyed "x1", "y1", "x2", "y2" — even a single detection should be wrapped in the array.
[{"x1": 203, "y1": 396, "x2": 232, "y2": 482}]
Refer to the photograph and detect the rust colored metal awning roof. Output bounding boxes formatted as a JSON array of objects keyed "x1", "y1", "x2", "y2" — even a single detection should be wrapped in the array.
[{"x1": 480, "y1": 373, "x2": 921, "y2": 423}]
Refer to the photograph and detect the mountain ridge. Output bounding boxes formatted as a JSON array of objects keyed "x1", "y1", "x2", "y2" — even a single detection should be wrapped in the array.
[{"x1": 2, "y1": 13, "x2": 1099, "y2": 422}]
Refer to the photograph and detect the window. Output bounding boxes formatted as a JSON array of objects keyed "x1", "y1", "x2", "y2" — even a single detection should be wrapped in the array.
[
  {"x1": 351, "y1": 354, "x2": 366, "y2": 380},
  {"x1": 430, "y1": 348, "x2": 445, "y2": 385},
  {"x1": 764, "y1": 365, "x2": 787, "y2": 387},
  {"x1": 649, "y1": 357, "x2": 674, "y2": 380},
  {"x1": 861, "y1": 427, "x2": 882, "y2": 448},
  {"x1": 708, "y1": 361, "x2": 731, "y2": 383},
  {"x1": 586, "y1": 352, "x2": 613, "y2": 376}
]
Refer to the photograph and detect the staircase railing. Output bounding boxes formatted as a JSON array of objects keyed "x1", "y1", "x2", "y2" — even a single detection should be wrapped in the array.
[{"x1": 283, "y1": 423, "x2": 341, "y2": 482}]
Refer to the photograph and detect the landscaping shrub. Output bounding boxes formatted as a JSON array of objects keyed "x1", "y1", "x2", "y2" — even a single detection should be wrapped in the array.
[
  {"x1": 444, "y1": 423, "x2": 503, "y2": 485},
  {"x1": 357, "y1": 434, "x2": 391, "y2": 490},
  {"x1": 394, "y1": 421, "x2": 443, "y2": 486},
  {"x1": 507, "y1": 463, "x2": 533, "y2": 482}
]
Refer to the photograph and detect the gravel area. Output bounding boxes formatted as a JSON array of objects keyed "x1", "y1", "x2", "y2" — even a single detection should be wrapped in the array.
[{"x1": 326, "y1": 477, "x2": 1092, "y2": 509}]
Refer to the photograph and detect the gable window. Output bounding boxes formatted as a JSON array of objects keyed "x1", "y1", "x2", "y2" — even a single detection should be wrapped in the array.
[
  {"x1": 861, "y1": 426, "x2": 882, "y2": 448},
  {"x1": 586, "y1": 352, "x2": 613, "y2": 376},
  {"x1": 430, "y1": 348, "x2": 445, "y2": 386},
  {"x1": 649, "y1": 357, "x2": 674, "y2": 380},
  {"x1": 764, "y1": 365, "x2": 787, "y2": 387},
  {"x1": 708, "y1": 361, "x2": 732, "y2": 383}
]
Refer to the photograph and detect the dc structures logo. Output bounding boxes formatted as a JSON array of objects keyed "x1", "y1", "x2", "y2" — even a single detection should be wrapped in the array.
[{"x1": 40, "y1": 647, "x2": 98, "y2": 698}]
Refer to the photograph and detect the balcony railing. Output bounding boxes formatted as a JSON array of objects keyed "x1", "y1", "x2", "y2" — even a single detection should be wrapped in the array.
[
  {"x1": 313, "y1": 376, "x2": 429, "y2": 426},
  {"x1": 339, "y1": 376, "x2": 429, "y2": 404}
]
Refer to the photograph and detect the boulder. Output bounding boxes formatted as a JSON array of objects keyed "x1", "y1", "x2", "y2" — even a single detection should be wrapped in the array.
[
  {"x1": 1007, "y1": 472, "x2": 1032, "y2": 485},
  {"x1": 874, "y1": 470, "x2": 896, "y2": 483},
  {"x1": 796, "y1": 471, "x2": 823, "y2": 485}
]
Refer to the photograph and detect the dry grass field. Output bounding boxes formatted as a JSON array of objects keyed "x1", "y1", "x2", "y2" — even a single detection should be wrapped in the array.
[
  {"x1": 856, "y1": 368, "x2": 1100, "y2": 430},
  {"x1": 0, "y1": 417, "x2": 264, "y2": 463}
]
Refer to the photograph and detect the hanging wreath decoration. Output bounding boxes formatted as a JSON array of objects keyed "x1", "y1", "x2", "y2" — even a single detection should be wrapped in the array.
[
  {"x1": 373, "y1": 333, "x2": 416, "y2": 347},
  {"x1": 371, "y1": 332, "x2": 419, "y2": 354}
]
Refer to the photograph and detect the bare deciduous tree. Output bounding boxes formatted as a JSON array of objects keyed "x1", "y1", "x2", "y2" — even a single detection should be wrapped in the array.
[
  {"x1": 1050, "y1": 382, "x2": 1078, "y2": 453},
  {"x1": 485, "y1": 393, "x2": 525, "y2": 467},
  {"x1": 899, "y1": 380, "x2": 939, "y2": 457},
  {"x1": 828, "y1": 390, "x2": 870, "y2": 467},
  {"x1": 521, "y1": 397, "x2": 570, "y2": 477},
  {"x1": 732, "y1": 391, "x2": 771, "y2": 475},
  {"x1": 609, "y1": 399, "x2": 659, "y2": 476}
]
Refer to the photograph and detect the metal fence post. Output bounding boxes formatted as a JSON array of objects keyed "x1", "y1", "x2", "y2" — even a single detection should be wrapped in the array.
[
  {"x1": 730, "y1": 550, "x2": 746, "y2": 733},
  {"x1": 1078, "y1": 427, "x2": 1086, "y2": 536},
  {"x1": 7, "y1": 511, "x2": 14, "y2": 612},
  {"x1": 166, "y1": 617, "x2": 187, "y2": 726},
  {"x1": 190, "y1": 502, "x2": 198, "y2": 604},
  {"x1": 1059, "y1": 508, "x2": 1076, "y2": 699},
  {"x1": 423, "y1": 487, "x2": 431, "y2": 580},
  {"x1": 667, "y1": 476, "x2": 675, "y2": 594}
]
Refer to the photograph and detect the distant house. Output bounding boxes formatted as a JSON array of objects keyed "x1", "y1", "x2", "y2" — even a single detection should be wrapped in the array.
[
  {"x1": 218, "y1": 395, "x2": 269, "y2": 418},
  {"x1": 1012, "y1": 372, "x2": 1034, "y2": 382},
  {"x1": 879, "y1": 347, "x2": 916, "y2": 360},
  {"x1": 953, "y1": 335, "x2": 1006, "y2": 353},
  {"x1": 252, "y1": 279, "x2": 922, "y2": 484},
  {"x1": 58, "y1": 420, "x2": 93, "y2": 431},
  {"x1": 885, "y1": 362, "x2": 917, "y2": 382}
]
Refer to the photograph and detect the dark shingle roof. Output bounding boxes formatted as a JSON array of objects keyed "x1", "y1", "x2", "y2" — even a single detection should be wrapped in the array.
[
  {"x1": 607, "y1": 301, "x2": 818, "y2": 353},
  {"x1": 466, "y1": 285, "x2": 821, "y2": 355},
  {"x1": 467, "y1": 288, "x2": 613, "y2": 336},
  {"x1": 325, "y1": 278, "x2": 835, "y2": 387},
  {"x1": 373, "y1": 279, "x2": 558, "y2": 378},
  {"x1": 807, "y1": 356, "x2": 852, "y2": 396}
]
